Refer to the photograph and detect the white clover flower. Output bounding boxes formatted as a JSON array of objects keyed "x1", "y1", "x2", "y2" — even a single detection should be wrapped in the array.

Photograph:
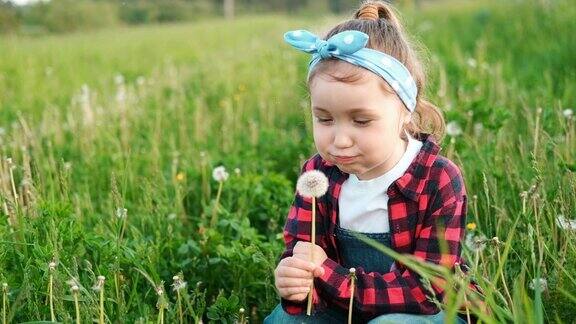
[
  {"x1": 48, "y1": 261, "x2": 57, "y2": 271},
  {"x1": 556, "y1": 215, "x2": 576, "y2": 231},
  {"x1": 446, "y1": 121, "x2": 462, "y2": 137},
  {"x1": 529, "y1": 278, "x2": 548, "y2": 291},
  {"x1": 563, "y1": 108, "x2": 573, "y2": 118},
  {"x1": 349, "y1": 268, "x2": 356, "y2": 274},
  {"x1": 116, "y1": 207, "x2": 128, "y2": 219},
  {"x1": 212, "y1": 166, "x2": 229, "y2": 182},
  {"x1": 296, "y1": 170, "x2": 329, "y2": 198}
]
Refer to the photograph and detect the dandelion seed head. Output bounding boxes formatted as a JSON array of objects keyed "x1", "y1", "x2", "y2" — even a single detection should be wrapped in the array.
[
  {"x1": 556, "y1": 215, "x2": 576, "y2": 231},
  {"x1": 239, "y1": 308, "x2": 245, "y2": 313},
  {"x1": 296, "y1": 170, "x2": 329, "y2": 198},
  {"x1": 49, "y1": 261, "x2": 57, "y2": 270},
  {"x1": 465, "y1": 233, "x2": 487, "y2": 252},
  {"x1": 563, "y1": 108, "x2": 573, "y2": 118},
  {"x1": 98, "y1": 275, "x2": 105, "y2": 281},
  {"x1": 446, "y1": 121, "x2": 462, "y2": 137},
  {"x1": 116, "y1": 207, "x2": 128, "y2": 219},
  {"x1": 349, "y1": 268, "x2": 356, "y2": 274},
  {"x1": 234, "y1": 168, "x2": 241, "y2": 175},
  {"x1": 71, "y1": 285, "x2": 79, "y2": 292},
  {"x1": 529, "y1": 277, "x2": 548, "y2": 291},
  {"x1": 212, "y1": 166, "x2": 229, "y2": 182}
]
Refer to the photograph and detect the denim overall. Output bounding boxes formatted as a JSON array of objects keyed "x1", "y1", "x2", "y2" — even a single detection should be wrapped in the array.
[{"x1": 264, "y1": 222, "x2": 461, "y2": 323}]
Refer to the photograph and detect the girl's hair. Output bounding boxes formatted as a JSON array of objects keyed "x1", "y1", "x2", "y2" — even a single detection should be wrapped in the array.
[{"x1": 307, "y1": 0, "x2": 445, "y2": 143}]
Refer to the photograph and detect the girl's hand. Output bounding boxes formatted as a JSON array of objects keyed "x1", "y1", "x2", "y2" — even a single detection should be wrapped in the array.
[
  {"x1": 274, "y1": 256, "x2": 324, "y2": 302},
  {"x1": 293, "y1": 241, "x2": 328, "y2": 268}
]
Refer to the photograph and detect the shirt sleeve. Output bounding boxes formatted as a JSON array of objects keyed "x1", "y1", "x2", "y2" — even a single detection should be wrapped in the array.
[
  {"x1": 315, "y1": 165, "x2": 468, "y2": 315},
  {"x1": 278, "y1": 155, "x2": 322, "y2": 315}
]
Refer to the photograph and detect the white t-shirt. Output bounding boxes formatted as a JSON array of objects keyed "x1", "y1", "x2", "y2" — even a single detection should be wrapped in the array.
[{"x1": 338, "y1": 132, "x2": 423, "y2": 233}]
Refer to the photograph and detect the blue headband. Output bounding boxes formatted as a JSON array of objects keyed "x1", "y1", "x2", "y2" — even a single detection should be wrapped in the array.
[{"x1": 284, "y1": 29, "x2": 417, "y2": 113}]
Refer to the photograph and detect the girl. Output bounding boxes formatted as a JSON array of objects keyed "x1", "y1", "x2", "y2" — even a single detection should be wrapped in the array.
[{"x1": 265, "y1": 1, "x2": 480, "y2": 323}]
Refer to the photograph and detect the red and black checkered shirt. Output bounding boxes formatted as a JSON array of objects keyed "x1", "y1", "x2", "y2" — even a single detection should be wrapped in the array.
[{"x1": 279, "y1": 132, "x2": 476, "y2": 321}]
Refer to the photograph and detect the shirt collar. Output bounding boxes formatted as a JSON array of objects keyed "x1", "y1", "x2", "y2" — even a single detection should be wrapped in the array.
[{"x1": 320, "y1": 132, "x2": 441, "y2": 202}]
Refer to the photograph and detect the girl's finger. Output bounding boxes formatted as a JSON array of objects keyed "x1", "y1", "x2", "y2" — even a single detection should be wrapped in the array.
[
  {"x1": 280, "y1": 286, "x2": 310, "y2": 298},
  {"x1": 276, "y1": 265, "x2": 313, "y2": 279},
  {"x1": 276, "y1": 276, "x2": 312, "y2": 288}
]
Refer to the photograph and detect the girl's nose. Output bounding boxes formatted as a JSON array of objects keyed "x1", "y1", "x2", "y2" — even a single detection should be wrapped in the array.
[{"x1": 333, "y1": 129, "x2": 353, "y2": 148}]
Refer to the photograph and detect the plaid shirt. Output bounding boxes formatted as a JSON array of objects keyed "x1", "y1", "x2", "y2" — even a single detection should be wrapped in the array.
[{"x1": 278, "y1": 132, "x2": 476, "y2": 321}]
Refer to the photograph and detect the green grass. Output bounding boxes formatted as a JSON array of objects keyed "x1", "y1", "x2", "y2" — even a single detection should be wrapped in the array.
[{"x1": 0, "y1": 0, "x2": 575, "y2": 322}]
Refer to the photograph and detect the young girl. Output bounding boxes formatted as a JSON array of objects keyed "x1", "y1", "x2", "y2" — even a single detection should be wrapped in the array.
[{"x1": 265, "y1": 1, "x2": 479, "y2": 323}]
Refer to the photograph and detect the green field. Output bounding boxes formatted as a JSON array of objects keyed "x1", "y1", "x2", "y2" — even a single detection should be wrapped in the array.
[{"x1": 0, "y1": 0, "x2": 575, "y2": 322}]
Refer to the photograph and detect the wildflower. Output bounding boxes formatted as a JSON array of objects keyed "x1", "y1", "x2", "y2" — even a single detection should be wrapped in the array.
[
  {"x1": 92, "y1": 275, "x2": 106, "y2": 292},
  {"x1": 167, "y1": 213, "x2": 177, "y2": 221},
  {"x1": 114, "y1": 74, "x2": 124, "y2": 85},
  {"x1": 234, "y1": 168, "x2": 241, "y2": 176},
  {"x1": 116, "y1": 207, "x2": 127, "y2": 219},
  {"x1": 175, "y1": 172, "x2": 185, "y2": 182},
  {"x1": 556, "y1": 215, "x2": 576, "y2": 231},
  {"x1": 212, "y1": 166, "x2": 229, "y2": 182},
  {"x1": 466, "y1": 58, "x2": 477, "y2": 68},
  {"x1": 563, "y1": 108, "x2": 573, "y2": 119},
  {"x1": 529, "y1": 278, "x2": 548, "y2": 291},
  {"x1": 171, "y1": 275, "x2": 187, "y2": 292},
  {"x1": 490, "y1": 236, "x2": 502, "y2": 246},
  {"x1": 473, "y1": 122, "x2": 484, "y2": 136},
  {"x1": 466, "y1": 222, "x2": 477, "y2": 231},
  {"x1": 465, "y1": 233, "x2": 487, "y2": 252},
  {"x1": 49, "y1": 261, "x2": 57, "y2": 271},
  {"x1": 296, "y1": 170, "x2": 329, "y2": 198},
  {"x1": 446, "y1": 121, "x2": 462, "y2": 137}
]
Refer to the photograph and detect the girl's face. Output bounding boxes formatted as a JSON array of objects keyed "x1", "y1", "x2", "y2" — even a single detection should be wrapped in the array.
[{"x1": 309, "y1": 71, "x2": 411, "y2": 180}]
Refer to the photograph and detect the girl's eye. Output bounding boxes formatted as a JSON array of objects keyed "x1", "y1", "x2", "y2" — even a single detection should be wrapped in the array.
[
  {"x1": 316, "y1": 117, "x2": 332, "y2": 123},
  {"x1": 354, "y1": 120, "x2": 371, "y2": 126}
]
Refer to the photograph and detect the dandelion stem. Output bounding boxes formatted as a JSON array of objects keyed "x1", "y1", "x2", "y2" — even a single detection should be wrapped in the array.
[
  {"x1": 8, "y1": 162, "x2": 19, "y2": 210},
  {"x1": 2, "y1": 284, "x2": 6, "y2": 324},
  {"x1": 99, "y1": 285, "x2": 105, "y2": 324},
  {"x1": 73, "y1": 290, "x2": 80, "y2": 324},
  {"x1": 177, "y1": 290, "x2": 183, "y2": 324},
  {"x1": 306, "y1": 196, "x2": 316, "y2": 316},
  {"x1": 348, "y1": 277, "x2": 355, "y2": 324},
  {"x1": 495, "y1": 245, "x2": 513, "y2": 308},
  {"x1": 210, "y1": 181, "x2": 224, "y2": 227},
  {"x1": 49, "y1": 274, "x2": 55, "y2": 322}
]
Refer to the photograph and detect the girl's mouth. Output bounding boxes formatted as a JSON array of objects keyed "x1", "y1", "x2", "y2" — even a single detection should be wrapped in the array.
[{"x1": 333, "y1": 155, "x2": 358, "y2": 164}]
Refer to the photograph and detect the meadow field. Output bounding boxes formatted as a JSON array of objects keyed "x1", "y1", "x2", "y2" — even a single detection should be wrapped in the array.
[{"x1": 0, "y1": 0, "x2": 574, "y2": 322}]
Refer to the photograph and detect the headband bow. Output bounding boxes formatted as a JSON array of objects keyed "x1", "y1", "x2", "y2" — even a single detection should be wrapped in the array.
[{"x1": 284, "y1": 29, "x2": 417, "y2": 113}]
